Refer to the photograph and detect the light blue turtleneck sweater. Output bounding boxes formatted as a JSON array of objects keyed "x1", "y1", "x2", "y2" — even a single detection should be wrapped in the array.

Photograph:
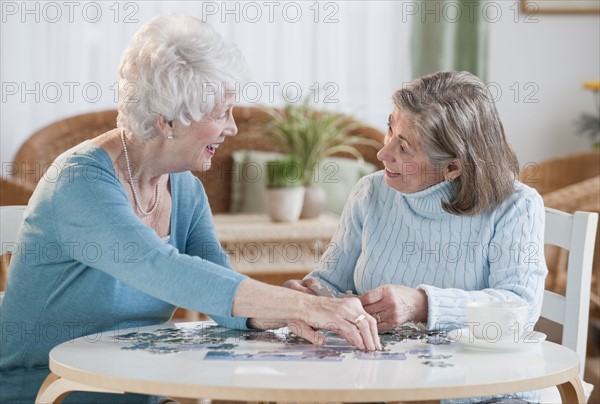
[
  {"x1": 0, "y1": 142, "x2": 248, "y2": 403},
  {"x1": 308, "y1": 171, "x2": 547, "y2": 403}
]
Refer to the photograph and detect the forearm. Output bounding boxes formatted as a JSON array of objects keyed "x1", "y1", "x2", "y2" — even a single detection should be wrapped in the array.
[{"x1": 232, "y1": 278, "x2": 309, "y2": 321}]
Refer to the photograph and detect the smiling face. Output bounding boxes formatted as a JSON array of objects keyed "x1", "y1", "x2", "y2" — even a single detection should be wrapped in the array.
[
  {"x1": 169, "y1": 101, "x2": 237, "y2": 172},
  {"x1": 377, "y1": 108, "x2": 446, "y2": 194}
]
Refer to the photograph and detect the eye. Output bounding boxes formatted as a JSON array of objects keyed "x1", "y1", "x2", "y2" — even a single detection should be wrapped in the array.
[
  {"x1": 398, "y1": 139, "x2": 409, "y2": 153},
  {"x1": 218, "y1": 106, "x2": 233, "y2": 120}
]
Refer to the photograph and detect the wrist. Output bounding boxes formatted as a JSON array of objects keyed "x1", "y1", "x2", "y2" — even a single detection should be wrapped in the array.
[
  {"x1": 295, "y1": 292, "x2": 313, "y2": 322},
  {"x1": 414, "y1": 289, "x2": 429, "y2": 323}
]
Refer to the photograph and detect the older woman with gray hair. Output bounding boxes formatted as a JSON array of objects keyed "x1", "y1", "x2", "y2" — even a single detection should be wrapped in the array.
[
  {"x1": 285, "y1": 71, "x2": 547, "y2": 403},
  {"x1": 0, "y1": 14, "x2": 380, "y2": 404}
]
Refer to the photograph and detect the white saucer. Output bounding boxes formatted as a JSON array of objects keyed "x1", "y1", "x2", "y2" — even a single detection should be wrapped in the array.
[{"x1": 447, "y1": 328, "x2": 547, "y2": 352}]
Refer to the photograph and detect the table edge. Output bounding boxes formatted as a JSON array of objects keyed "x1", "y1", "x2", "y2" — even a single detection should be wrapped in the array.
[{"x1": 49, "y1": 351, "x2": 581, "y2": 402}]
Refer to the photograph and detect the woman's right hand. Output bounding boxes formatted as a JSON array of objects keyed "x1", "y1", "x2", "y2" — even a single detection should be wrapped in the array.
[
  {"x1": 291, "y1": 294, "x2": 382, "y2": 351},
  {"x1": 233, "y1": 278, "x2": 381, "y2": 351}
]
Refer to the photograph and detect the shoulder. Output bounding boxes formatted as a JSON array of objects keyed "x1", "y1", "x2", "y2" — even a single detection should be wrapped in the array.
[
  {"x1": 33, "y1": 141, "x2": 119, "y2": 199},
  {"x1": 493, "y1": 181, "x2": 544, "y2": 220},
  {"x1": 507, "y1": 181, "x2": 543, "y2": 207},
  {"x1": 43, "y1": 141, "x2": 117, "y2": 184},
  {"x1": 25, "y1": 142, "x2": 129, "y2": 237},
  {"x1": 56, "y1": 141, "x2": 114, "y2": 167}
]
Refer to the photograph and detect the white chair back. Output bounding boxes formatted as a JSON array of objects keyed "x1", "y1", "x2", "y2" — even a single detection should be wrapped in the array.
[
  {"x1": 541, "y1": 207, "x2": 598, "y2": 379},
  {"x1": 1, "y1": 205, "x2": 26, "y2": 246},
  {"x1": 0, "y1": 205, "x2": 27, "y2": 303}
]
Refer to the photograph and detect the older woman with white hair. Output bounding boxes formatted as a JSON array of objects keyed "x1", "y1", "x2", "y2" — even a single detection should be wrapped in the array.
[{"x1": 0, "y1": 14, "x2": 380, "y2": 403}]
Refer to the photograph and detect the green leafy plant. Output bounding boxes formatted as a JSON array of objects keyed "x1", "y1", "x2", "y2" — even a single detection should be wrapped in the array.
[
  {"x1": 576, "y1": 80, "x2": 600, "y2": 149},
  {"x1": 263, "y1": 97, "x2": 381, "y2": 185},
  {"x1": 265, "y1": 158, "x2": 304, "y2": 188},
  {"x1": 576, "y1": 113, "x2": 600, "y2": 149}
]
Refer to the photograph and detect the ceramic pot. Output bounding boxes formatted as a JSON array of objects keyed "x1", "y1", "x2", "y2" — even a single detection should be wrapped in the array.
[
  {"x1": 265, "y1": 187, "x2": 306, "y2": 222},
  {"x1": 300, "y1": 185, "x2": 327, "y2": 219}
]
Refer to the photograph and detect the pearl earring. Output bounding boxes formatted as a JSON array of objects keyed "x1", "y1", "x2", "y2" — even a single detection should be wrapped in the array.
[{"x1": 166, "y1": 120, "x2": 174, "y2": 139}]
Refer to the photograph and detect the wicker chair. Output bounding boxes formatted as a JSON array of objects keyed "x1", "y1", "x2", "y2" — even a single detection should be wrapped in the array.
[
  {"x1": 0, "y1": 177, "x2": 35, "y2": 206},
  {"x1": 11, "y1": 110, "x2": 120, "y2": 189},
  {"x1": 519, "y1": 150, "x2": 600, "y2": 195},
  {"x1": 2, "y1": 107, "x2": 384, "y2": 213}
]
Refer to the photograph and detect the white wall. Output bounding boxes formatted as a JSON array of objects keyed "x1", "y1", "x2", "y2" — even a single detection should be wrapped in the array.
[
  {"x1": 1, "y1": 1, "x2": 598, "y2": 173},
  {"x1": 488, "y1": 2, "x2": 599, "y2": 165},
  {"x1": 0, "y1": 0, "x2": 411, "y2": 174}
]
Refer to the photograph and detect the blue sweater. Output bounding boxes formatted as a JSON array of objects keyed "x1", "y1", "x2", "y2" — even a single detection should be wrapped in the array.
[
  {"x1": 0, "y1": 142, "x2": 248, "y2": 403},
  {"x1": 309, "y1": 171, "x2": 547, "y2": 403}
]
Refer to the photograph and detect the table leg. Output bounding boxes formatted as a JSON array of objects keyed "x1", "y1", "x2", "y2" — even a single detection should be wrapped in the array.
[
  {"x1": 35, "y1": 372, "x2": 123, "y2": 404},
  {"x1": 557, "y1": 377, "x2": 585, "y2": 403}
]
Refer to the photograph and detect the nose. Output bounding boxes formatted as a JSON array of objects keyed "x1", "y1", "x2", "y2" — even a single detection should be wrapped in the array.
[
  {"x1": 224, "y1": 110, "x2": 238, "y2": 137},
  {"x1": 377, "y1": 141, "x2": 393, "y2": 163}
]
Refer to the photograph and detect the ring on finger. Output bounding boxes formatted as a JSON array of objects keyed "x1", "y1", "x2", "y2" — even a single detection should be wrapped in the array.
[{"x1": 353, "y1": 314, "x2": 366, "y2": 326}]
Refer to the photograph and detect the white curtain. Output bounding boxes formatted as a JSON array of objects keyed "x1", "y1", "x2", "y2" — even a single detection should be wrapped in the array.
[{"x1": 0, "y1": 1, "x2": 411, "y2": 169}]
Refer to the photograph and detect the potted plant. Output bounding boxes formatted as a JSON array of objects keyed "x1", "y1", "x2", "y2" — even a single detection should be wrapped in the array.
[
  {"x1": 263, "y1": 97, "x2": 380, "y2": 218},
  {"x1": 264, "y1": 158, "x2": 305, "y2": 222},
  {"x1": 576, "y1": 80, "x2": 600, "y2": 149}
]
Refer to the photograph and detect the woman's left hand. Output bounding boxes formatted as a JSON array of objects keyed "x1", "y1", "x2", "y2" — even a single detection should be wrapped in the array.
[{"x1": 359, "y1": 285, "x2": 428, "y2": 331}]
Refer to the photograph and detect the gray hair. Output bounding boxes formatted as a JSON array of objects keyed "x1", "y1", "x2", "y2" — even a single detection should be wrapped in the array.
[
  {"x1": 393, "y1": 71, "x2": 519, "y2": 215},
  {"x1": 116, "y1": 14, "x2": 250, "y2": 139}
]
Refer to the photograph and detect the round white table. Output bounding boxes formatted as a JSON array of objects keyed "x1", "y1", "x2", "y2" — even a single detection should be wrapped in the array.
[{"x1": 36, "y1": 321, "x2": 585, "y2": 403}]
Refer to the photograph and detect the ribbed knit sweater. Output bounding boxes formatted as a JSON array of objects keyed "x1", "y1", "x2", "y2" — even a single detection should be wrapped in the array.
[{"x1": 309, "y1": 171, "x2": 547, "y2": 403}]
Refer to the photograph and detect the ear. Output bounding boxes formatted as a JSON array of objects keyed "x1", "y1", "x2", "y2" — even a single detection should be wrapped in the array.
[
  {"x1": 155, "y1": 115, "x2": 174, "y2": 138},
  {"x1": 444, "y1": 159, "x2": 462, "y2": 181}
]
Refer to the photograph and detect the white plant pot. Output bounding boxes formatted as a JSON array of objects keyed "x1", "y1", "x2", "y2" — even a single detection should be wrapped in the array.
[
  {"x1": 265, "y1": 187, "x2": 306, "y2": 222},
  {"x1": 300, "y1": 185, "x2": 327, "y2": 219}
]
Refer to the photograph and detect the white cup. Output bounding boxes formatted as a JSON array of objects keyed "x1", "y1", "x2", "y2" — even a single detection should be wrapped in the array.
[{"x1": 465, "y1": 301, "x2": 528, "y2": 342}]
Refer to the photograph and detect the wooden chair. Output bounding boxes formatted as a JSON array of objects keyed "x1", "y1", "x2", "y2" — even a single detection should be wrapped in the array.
[
  {"x1": 0, "y1": 205, "x2": 27, "y2": 303},
  {"x1": 539, "y1": 207, "x2": 598, "y2": 402}
]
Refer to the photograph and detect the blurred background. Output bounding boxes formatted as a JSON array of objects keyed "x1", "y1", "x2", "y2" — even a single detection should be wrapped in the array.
[{"x1": 1, "y1": 0, "x2": 599, "y2": 171}]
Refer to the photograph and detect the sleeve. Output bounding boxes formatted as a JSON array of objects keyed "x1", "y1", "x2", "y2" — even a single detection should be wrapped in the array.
[
  {"x1": 419, "y1": 189, "x2": 548, "y2": 330},
  {"x1": 50, "y1": 157, "x2": 247, "y2": 320},
  {"x1": 307, "y1": 176, "x2": 373, "y2": 294},
  {"x1": 180, "y1": 174, "x2": 249, "y2": 329}
]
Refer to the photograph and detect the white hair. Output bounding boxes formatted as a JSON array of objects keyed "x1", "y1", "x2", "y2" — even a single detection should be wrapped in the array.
[{"x1": 116, "y1": 14, "x2": 250, "y2": 139}]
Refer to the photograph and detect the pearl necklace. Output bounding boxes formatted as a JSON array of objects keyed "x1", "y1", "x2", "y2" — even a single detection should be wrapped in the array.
[{"x1": 120, "y1": 131, "x2": 160, "y2": 216}]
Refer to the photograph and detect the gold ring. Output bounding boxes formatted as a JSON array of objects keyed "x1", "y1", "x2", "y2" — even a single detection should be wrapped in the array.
[
  {"x1": 375, "y1": 312, "x2": 381, "y2": 323},
  {"x1": 353, "y1": 314, "x2": 366, "y2": 326}
]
